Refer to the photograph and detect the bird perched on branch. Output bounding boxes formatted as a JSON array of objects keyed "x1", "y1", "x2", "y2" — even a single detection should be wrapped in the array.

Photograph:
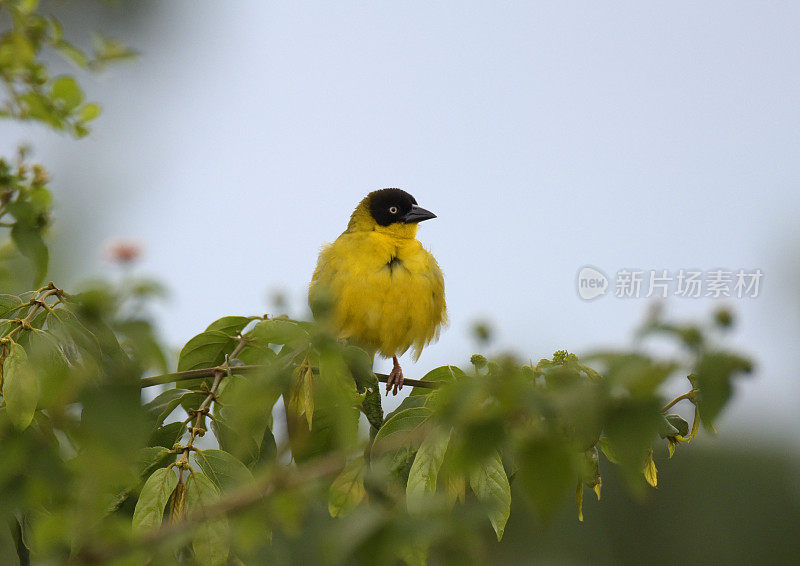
[{"x1": 309, "y1": 188, "x2": 447, "y2": 395}]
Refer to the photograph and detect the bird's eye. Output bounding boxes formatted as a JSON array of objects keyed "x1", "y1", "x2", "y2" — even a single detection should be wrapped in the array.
[{"x1": 389, "y1": 206, "x2": 398, "y2": 214}]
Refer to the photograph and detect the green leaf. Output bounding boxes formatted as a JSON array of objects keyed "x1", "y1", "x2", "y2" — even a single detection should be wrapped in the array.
[
  {"x1": 444, "y1": 472, "x2": 467, "y2": 506},
  {"x1": 144, "y1": 388, "x2": 193, "y2": 426},
  {"x1": 18, "y1": 0, "x2": 40, "y2": 15},
  {"x1": 658, "y1": 415, "x2": 681, "y2": 439},
  {"x1": 185, "y1": 471, "x2": 229, "y2": 566},
  {"x1": 342, "y1": 345, "x2": 378, "y2": 391},
  {"x1": 185, "y1": 469, "x2": 221, "y2": 513},
  {"x1": 149, "y1": 421, "x2": 186, "y2": 449},
  {"x1": 407, "y1": 429, "x2": 451, "y2": 514},
  {"x1": 373, "y1": 406, "x2": 433, "y2": 447},
  {"x1": 44, "y1": 306, "x2": 104, "y2": 361},
  {"x1": 518, "y1": 437, "x2": 577, "y2": 520},
  {"x1": 51, "y1": 76, "x2": 83, "y2": 111},
  {"x1": 210, "y1": 420, "x2": 260, "y2": 467},
  {"x1": 18, "y1": 91, "x2": 62, "y2": 129},
  {"x1": 193, "y1": 449, "x2": 253, "y2": 492},
  {"x1": 177, "y1": 330, "x2": 237, "y2": 372},
  {"x1": 328, "y1": 456, "x2": 366, "y2": 517},
  {"x1": 644, "y1": 450, "x2": 658, "y2": 487},
  {"x1": 580, "y1": 447, "x2": 601, "y2": 490},
  {"x1": 115, "y1": 318, "x2": 169, "y2": 373},
  {"x1": 214, "y1": 373, "x2": 280, "y2": 448},
  {"x1": 234, "y1": 341, "x2": 276, "y2": 365},
  {"x1": 205, "y1": 315, "x2": 256, "y2": 336},
  {"x1": 2, "y1": 342, "x2": 39, "y2": 430},
  {"x1": 258, "y1": 424, "x2": 277, "y2": 466},
  {"x1": 602, "y1": 398, "x2": 663, "y2": 485},
  {"x1": 410, "y1": 365, "x2": 466, "y2": 396},
  {"x1": 422, "y1": 365, "x2": 467, "y2": 383},
  {"x1": 30, "y1": 186, "x2": 53, "y2": 212},
  {"x1": 1, "y1": 32, "x2": 35, "y2": 67},
  {"x1": 341, "y1": 346, "x2": 383, "y2": 429},
  {"x1": 694, "y1": 351, "x2": 752, "y2": 428},
  {"x1": 594, "y1": 353, "x2": 677, "y2": 398},
  {"x1": 78, "y1": 103, "x2": 101, "y2": 122},
  {"x1": 132, "y1": 468, "x2": 177, "y2": 535},
  {"x1": 0, "y1": 294, "x2": 25, "y2": 318},
  {"x1": 170, "y1": 480, "x2": 187, "y2": 522},
  {"x1": 92, "y1": 35, "x2": 138, "y2": 65},
  {"x1": 137, "y1": 446, "x2": 174, "y2": 479},
  {"x1": 55, "y1": 40, "x2": 89, "y2": 68},
  {"x1": 19, "y1": 328, "x2": 69, "y2": 408},
  {"x1": 11, "y1": 222, "x2": 48, "y2": 286},
  {"x1": 289, "y1": 364, "x2": 314, "y2": 429},
  {"x1": 665, "y1": 413, "x2": 690, "y2": 437},
  {"x1": 384, "y1": 394, "x2": 427, "y2": 422},
  {"x1": 399, "y1": 542, "x2": 429, "y2": 566},
  {"x1": 250, "y1": 318, "x2": 309, "y2": 347},
  {"x1": 285, "y1": 347, "x2": 361, "y2": 462},
  {"x1": 469, "y1": 450, "x2": 511, "y2": 540}
]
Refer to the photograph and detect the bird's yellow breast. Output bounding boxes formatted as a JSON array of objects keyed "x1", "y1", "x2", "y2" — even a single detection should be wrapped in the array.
[{"x1": 309, "y1": 229, "x2": 446, "y2": 359}]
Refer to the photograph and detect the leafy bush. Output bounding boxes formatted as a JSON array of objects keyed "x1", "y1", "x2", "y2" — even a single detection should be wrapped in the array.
[{"x1": 0, "y1": 2, "x2": 753, "y2": 564}]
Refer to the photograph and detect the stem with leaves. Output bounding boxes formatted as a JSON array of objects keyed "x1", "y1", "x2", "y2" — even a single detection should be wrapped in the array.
[
  {"x1": 1, "y1": 282, "x2": 63, "y2": 342},
  {"x1": 174, "y1": 337, "x2": 250, "y2": 475}
]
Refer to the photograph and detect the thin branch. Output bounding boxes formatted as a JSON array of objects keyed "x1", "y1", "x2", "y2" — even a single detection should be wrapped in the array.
[
  {"x1": 375, "y1": 373, "x2": 437, "y2": 389},
  {"x1": 662, "y1": 389, "x2": 697, "y2": 413},
  {"x1": 139, "y1": 365, "x2": 439, "y2": 390},
  {"x1": 176, "y1": 337, "x2": 251, "y2": 470},
  {"x1": 139, "y1": 365, "x2": 261, "y2": 387}
]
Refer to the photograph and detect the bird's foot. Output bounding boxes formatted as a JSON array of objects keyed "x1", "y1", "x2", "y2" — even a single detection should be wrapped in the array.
[{"x1": 386, "y1": 356, "x2": 404, "y2": 396}]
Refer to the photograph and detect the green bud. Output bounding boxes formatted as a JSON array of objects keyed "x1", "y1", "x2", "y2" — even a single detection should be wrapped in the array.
[
  {"x1": 552, "y1": 350, "x2": 568, "y2": 364},
  {"x1": 470, "y1": 354, "x2": 487, "y2": 369}
]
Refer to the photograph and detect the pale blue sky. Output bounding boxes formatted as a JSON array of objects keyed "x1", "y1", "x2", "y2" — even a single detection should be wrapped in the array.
[{"x1": 3, "y1": 1, "x2": 799, "y2": 442}]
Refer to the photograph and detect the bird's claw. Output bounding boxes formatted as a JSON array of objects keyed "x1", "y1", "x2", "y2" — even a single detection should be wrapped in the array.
[{"x1": 386, "y1": 361, "x2": 404, "y2": 396}]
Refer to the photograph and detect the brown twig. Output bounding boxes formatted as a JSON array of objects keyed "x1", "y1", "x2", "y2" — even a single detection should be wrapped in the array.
[
  {"x1": 2, "y1": 282, "x2": 63, "y2": 341},
  {"x1": 140, "y1": 366, "x2": 439, "y2": 390},
  {"x1": 175, "y1": 338, "x2": 251, "y2": 472}
]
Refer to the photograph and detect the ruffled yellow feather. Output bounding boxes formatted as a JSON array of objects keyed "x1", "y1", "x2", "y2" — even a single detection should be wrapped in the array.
[{"x1": 309, "y1": 196, "x2": 447, "y2": 359}]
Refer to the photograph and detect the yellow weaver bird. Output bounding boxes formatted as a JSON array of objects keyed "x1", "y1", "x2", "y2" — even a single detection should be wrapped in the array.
[{"x1": 309, "y1": 188, "x2": 447, "y2": 395}]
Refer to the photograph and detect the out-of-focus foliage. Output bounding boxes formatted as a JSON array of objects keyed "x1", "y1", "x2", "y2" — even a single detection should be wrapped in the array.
[
  {"x1": 0, "y1": 285, "x2": 755, "y2": 565},
  {"x1": 0, "y1": 0, "x2": 134, "y2": 137},
  {"x1": 0, "y1": 147, "x2": 51, "y2": 289},
  {"x1": 0, "y1": 3, "x2": 766, "y2": 565}
]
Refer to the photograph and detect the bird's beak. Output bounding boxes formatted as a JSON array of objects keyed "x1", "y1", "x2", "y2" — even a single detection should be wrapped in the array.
[{"x1": 402, "y1": 204, "x2": 437, "y2": 223}]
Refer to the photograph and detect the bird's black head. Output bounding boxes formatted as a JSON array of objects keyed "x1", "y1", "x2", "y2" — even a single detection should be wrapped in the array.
[{"x1": 367, "y1": 188, "x2": 436, "y2": 227}]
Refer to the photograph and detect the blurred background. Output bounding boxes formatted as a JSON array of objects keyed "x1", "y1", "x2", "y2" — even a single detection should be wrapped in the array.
[{"x1": 2, "y1": 2, "x2": 799, "y2": 562}]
